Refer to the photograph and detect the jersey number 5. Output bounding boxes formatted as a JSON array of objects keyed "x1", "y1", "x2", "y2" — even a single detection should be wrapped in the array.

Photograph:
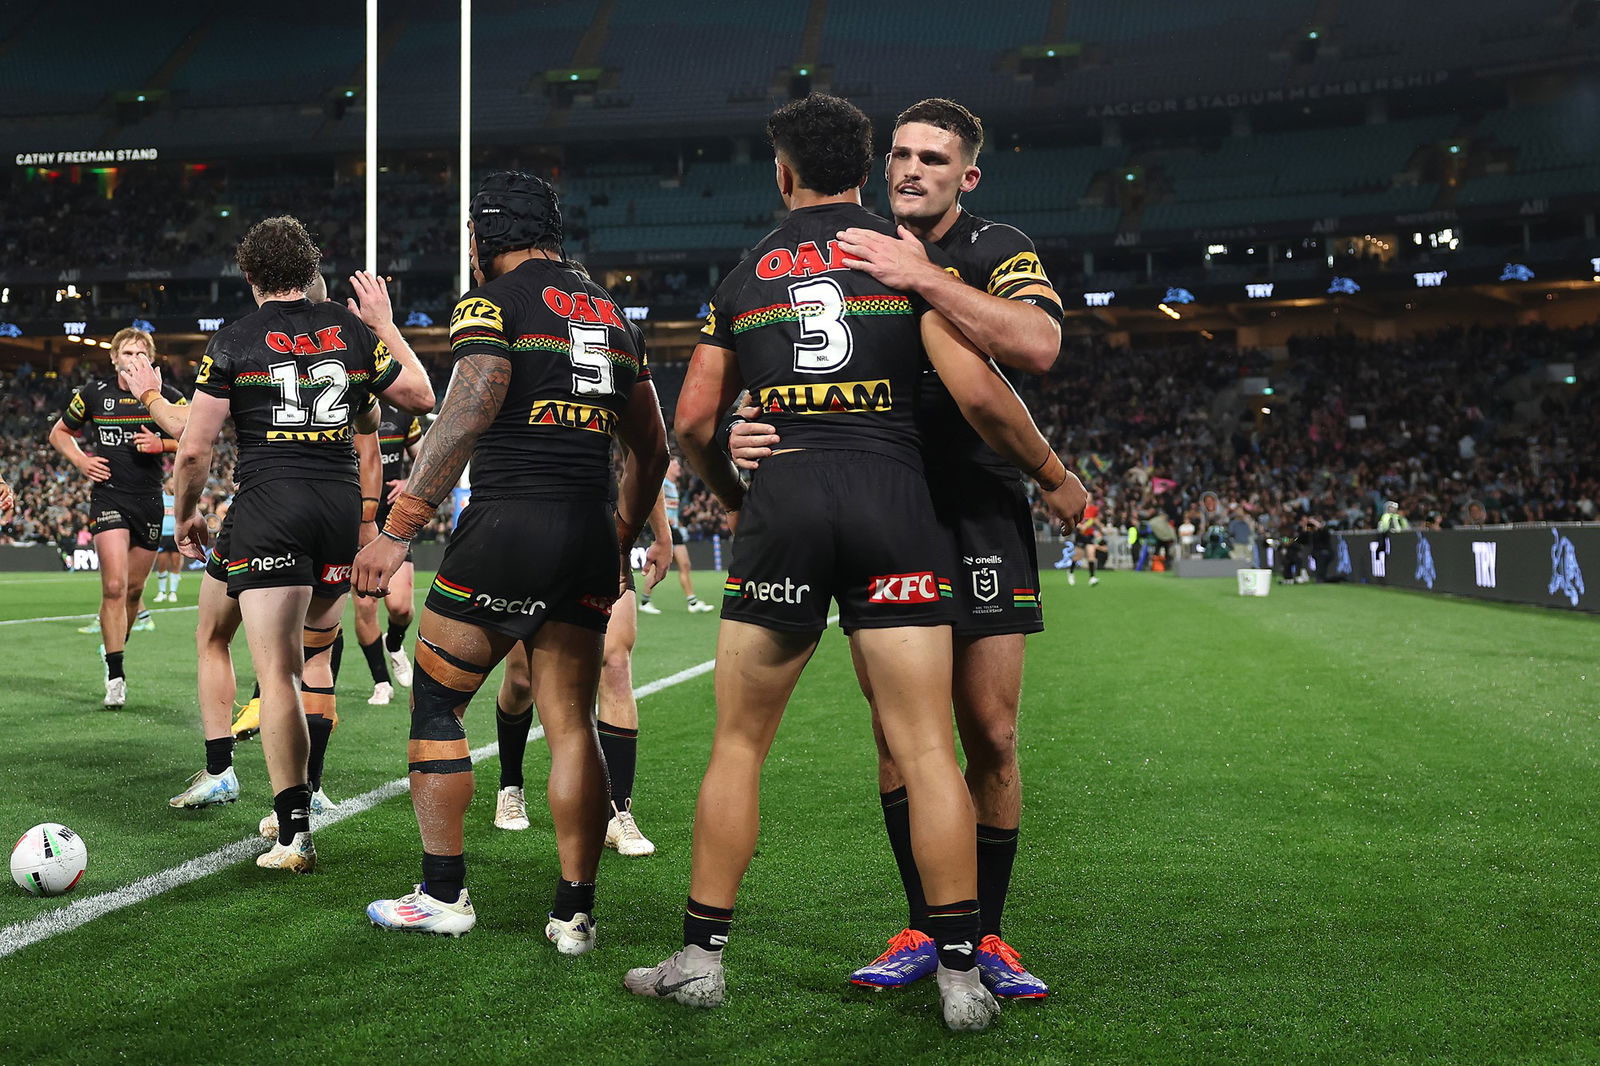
[
  {"x1": 569, "y1": 325, "x2": 615, "y2": 396},
  {"x1": 269, "y1": 359, "x2": 351, "y2": 428},
  {"x1": 790, "y1": 278, "x2": 852, "y2": 374}
]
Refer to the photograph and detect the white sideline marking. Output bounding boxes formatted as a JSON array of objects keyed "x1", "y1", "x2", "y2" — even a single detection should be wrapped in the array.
[
  {"x1": 0, "y1": 605, "x2": 199, "y2": 627},
  {"x1": 0, "y1": 638, "x2": 742, "y2": 960}
]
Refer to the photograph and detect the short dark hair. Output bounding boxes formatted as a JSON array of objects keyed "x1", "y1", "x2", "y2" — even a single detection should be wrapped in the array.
[
  {"x1": 766, "y1": 94, "x2": 873, "y2": 196},
  {"x1": 894, "y1": 98, "x2": 984, "y2": 162},
  {"x1": 236, "y1": 216, "x2": 322, "y2": 296}
]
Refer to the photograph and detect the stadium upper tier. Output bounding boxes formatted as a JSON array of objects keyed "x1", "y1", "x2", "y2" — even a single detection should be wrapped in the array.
[{"x1": 1, "y1": 0, "x2": 1592, "y2": 140}]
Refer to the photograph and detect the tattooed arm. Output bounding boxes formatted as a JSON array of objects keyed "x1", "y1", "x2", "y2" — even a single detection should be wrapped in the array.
[{"x1": 350, "y1": 353, "x2": 511, "y2": 596}]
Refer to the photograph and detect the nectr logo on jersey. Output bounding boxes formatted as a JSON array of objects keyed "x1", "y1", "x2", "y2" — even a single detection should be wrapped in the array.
[
  {"x1": 528, "y1": 400, "x2": 618, "y2": 435},
  {"x1": 754, "y1": 240, "x2": 856, "y2": 280},
  {"x1": 265, "y1": 327, "x2": 347, "y2": 355},
  {"x1": 867, "y1": 572, "x2": 952, "y2": 604},
  {"x1": 542, "y1": 287, "x2": 626, "y2": 329},
  {"x1": 754, "y1": 378, "x2": 891, "y2": 415}
]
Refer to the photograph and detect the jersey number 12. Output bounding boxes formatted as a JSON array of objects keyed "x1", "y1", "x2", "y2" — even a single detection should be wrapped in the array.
[{"x1": 269, "y1": 359, "x2": 351, "y2": 428}]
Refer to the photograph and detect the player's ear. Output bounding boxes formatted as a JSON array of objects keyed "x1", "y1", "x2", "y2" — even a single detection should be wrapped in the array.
[
  {"x1": 962, "y1": 164, "x2": 981, "y2": 194},
  {"x1": 774, "y1": 157, "x2": 795, "y2": 199}
]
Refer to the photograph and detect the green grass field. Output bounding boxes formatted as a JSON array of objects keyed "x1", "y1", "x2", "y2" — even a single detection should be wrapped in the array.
[{"x1": 0, "y1": 568, "x2": 1596, "y2": 1064}]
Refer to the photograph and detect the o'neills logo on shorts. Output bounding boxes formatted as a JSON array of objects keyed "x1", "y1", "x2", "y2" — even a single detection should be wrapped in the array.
[
  {"x1": 754, "y1": 378, "x2": 892, "y2": 416},
  {"x1": 319, "y1": 564, "x2": 352, "y2": 584},
  {"x1": 251, "y1": 553, "x2": 297, "y2": 572},
  {"x1": 867, "y1": 572, "x2": 953, "y2": 604},
  {"x1": 473, "y1": 592, "x2": 547, "y2": 616}
]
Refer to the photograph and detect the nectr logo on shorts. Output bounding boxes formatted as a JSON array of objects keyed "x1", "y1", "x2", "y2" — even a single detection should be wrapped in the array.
[
  {"x1": 754, "y1": 379, "x2": 892, "y2": 415},
  {"x1": 250, "y1": 553, "x2": 297, "y2": 572},
  {"x1": 724, "y1": 576, "x2": 810, "y2": 603},
  {"x1": 867, "y1": 572, "x2": 952, "y2": 604}
]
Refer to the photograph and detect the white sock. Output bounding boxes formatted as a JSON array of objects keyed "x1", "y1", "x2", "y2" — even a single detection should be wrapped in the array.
[{"x1": 168, "y1": 571, "x2": 179, "y2": 599}]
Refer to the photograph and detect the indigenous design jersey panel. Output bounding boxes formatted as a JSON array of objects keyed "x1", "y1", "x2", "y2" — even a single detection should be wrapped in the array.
[
  {"x1": 448, "y1": 258, "x2": 651, "y2": 501},
  {"x1": 700, "y1": 202, "x2": 943, "y2": 471},
  {"x1": 194, "y1": 298, "x2": 398, "y2": 488},
  {"x1": 920, "y1": 210, "x2": 1061, "y2": 479},
  {"x1": 62, "y1": 378, "x2": 187, "y2": 494}
]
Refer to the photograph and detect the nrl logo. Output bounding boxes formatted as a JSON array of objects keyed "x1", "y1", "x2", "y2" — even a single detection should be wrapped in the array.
[{"x1": 971, "y1": 567, "x2": 999, "y2": 603}]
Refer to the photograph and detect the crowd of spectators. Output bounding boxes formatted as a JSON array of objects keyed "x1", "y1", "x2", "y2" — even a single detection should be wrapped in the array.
[{"x1": 5, "y1": 321, "x2": 1593, "y2": 561}]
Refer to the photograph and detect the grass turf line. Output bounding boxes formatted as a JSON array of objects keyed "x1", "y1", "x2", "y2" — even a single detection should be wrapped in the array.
[{"x1": 0, "y1": 571, "x2": 1596, "y2": 1063}]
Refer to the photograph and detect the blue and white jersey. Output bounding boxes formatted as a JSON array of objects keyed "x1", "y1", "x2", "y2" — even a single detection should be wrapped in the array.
[
  {"x1": 161, "y1": 492, "x2": 176, "y2": 537},
  {"x1": 662, "y1": 476, "x2": 681, "y2": 532}
]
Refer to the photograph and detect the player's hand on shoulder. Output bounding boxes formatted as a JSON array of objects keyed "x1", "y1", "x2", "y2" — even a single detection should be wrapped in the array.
[
  {"x1": 347, "y1": 270, "x2": 394, "y2": 330},
  {"x1": 132, "y1": 427, "x2": 165, "y2": 455},
  {"x1": 835, "y1": 224, "x2": 937, "y2": 292}
]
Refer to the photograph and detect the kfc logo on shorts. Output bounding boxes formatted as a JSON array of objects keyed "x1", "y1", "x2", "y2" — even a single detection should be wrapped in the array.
[
  {"x1": 250, "y1": 552, "x2": 296, "y2": 572},
  {"x1": 578, "y1": 593, "x2": 616, "y2": 616},
  {"x1": 319, "y1": 564, "x2": 352, "y2": 585},
  {"x1": 868, "y1": 571, "x2": 941, "y2": 604}
]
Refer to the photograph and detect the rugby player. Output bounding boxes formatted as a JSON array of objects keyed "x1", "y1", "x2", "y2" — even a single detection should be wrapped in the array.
[
  {"x1": 48, "y1": 327, "x2": 186, "y2": 707},
  {"x1": 355, "y1": 401, "x2": 425, "y2": 705},
  {"x1": 174, "y1": 219, "x2": 433, "y2": 872},
  {"x1": 637, "y1": 457, "x2": 712, "y2": 615},
  {"x1": 623, "y1": 94, "x2": 1084, "y2": 1032},
  {"x1": 357, "y1": 172, "x2": 667, "y2": 946},
  {"x1": 151, "y1": 478, "x2": 182, "y2": 603},
  {"x1": 492, "y1": 481, "x2": 672, "y2": 856},
  {"x1": 729, "y1": 97, "x2": 1069, "y2": 999}
]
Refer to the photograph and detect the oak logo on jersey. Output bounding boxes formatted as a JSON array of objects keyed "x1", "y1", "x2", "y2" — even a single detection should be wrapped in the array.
[
  {"x1": 542, "y1": 287, "x2": 626, "y2": 329},
  {"x1": 754, "y1": 240, "x2": 857, "y2": 280},
  {"x1": 528, "y1": 400, "x2": 618, "y2": 435},
  {"x1": 266, "y1": 426, "x2": 353, "y2": 443},
  {"x1": 754, "y1": 378, "x2": 892, "y2": 416},
  {"x1": 451, "y1": 297, "x2": 505, "y2": 333},
  {"x1": 986, "y1": 251, "x2": 1050, "y2": 296},
  {"x1": 265, "y1": 326, "x2": 347, "y2": 355}
]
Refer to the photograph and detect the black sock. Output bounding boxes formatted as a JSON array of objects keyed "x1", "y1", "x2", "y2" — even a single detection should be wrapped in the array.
[
  {"x1": 551, "y1": 879, "x2": 596, "y2": 922},
  {"x1": 422, "y1": 851, "x2": 465, "y2": 904},
  {"x1": 597, "y1": 722, "x2": 638, "y2": 806},
  {"x1": 923, "y1": 901, "x2": 981, "y2": 971},
  {"x1": 976, "y1": 824, "x2": 1019, "y2": 939},
  {"x1": 880, "y1": 787, "x2": 928, "y2": 931},
  {"x1": 105, "y1": 650, "x2": 125, "y2": 681},
  {"x1": 204, "y1": 736, "x2": 234, "y2": 776},
  {"x1": 385, "y1": 620, "x2": 410, "y2": 654},
  {"x1": 1088, "y1": 559, "x2": 1097, "y2": 577},
  {"x1": 361, "y1": 639, "x2": 390, "y2": 684},
  {"x1": 273, "y1": 784, "x2": 311, "y2": 845},
  {"x1": 495, "y1": 703, "x2": 533, "y2": 789},
  {"x1": 329, "y1": 631, "x2": 344, "y2": 684},
  {"x1": 683, "y1": 896, "x2": 733, "y2": 951},
  {"x1": 305, "y1": 711, "x2": 334, "y2": 793}
]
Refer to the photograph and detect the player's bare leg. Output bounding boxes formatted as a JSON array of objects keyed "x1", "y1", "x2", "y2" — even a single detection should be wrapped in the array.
[
  {"x1": 123, "y1": 545, "x2": 156, "y2": 638},
  {"x1": 383, "y1": 561, "x2": 417, "y2": 684},
  {"x1": 353, "y1": 588, "x2": 391, "y2": 703},
  {"x1": 526, "y1": 619, "x2": 608, "y2": 953},
  {"x1": 239, "y1": 584, "x2": 316, "y2": 871},
  {"x1": 599, "y1": 590, "x2": 653, "y2": 855},
  {"x1": 626, "y1": 620, "x2": 815, "y2": 1007},
  {"x1": 300, "y1": 593, "x2": 347, "y2": 813},
  {"x1": 170, "y1": 573, "x2": 244, "y2": 809},
  {"x1": 92, "y1": 529, "x2": 134, "y2": 706}
]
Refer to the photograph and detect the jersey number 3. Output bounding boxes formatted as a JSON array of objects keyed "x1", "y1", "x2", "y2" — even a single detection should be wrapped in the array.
[
  {"x1": 269, "y1": 360, "x2": 351, "y2": 428},
  {"x1": 790, "y1": 278, "x2": 852, "y2": 374}
]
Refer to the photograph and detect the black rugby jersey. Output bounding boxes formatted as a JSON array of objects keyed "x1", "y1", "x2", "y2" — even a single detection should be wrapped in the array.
[
  {"x1": 62, "y1": 378, "x2": 187, "y2": 495},
  {"x1": 448, "y1": 257, "x2": 651, "y2": 501},
  {"x1": 700, "y1": 202, "x2": 944, "y2": 470},
  {"x1": 376, "y1": 402, "x2": 424, "y2": 485},
  {"x1": 194, "y1": 298, "x2": 399, "y2": 489},
  {"x1": 920, "y1": 210, "x2": 1061, "y2": 479}
]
